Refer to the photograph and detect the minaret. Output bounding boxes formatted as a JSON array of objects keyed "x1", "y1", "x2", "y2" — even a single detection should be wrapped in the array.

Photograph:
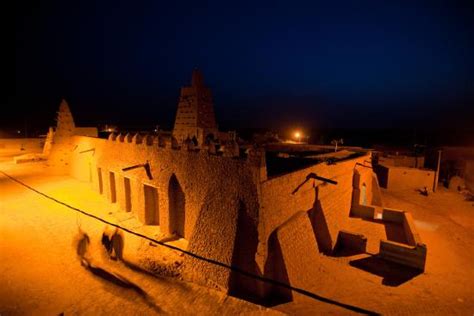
[
  {"x1": 47, "y1": 99, "x2": 77, "y2": 170},
  {"x1": 172, "y1": 69, "x2": 218, "y2": 145},
  {"x1": 55, "y1": 99, "x2": 76, "y2": 138}
]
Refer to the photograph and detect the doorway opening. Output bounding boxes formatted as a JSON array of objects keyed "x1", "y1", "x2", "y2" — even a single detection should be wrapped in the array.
[
  {"x1": 124, "y1": 177, "x2": 132, "y2": 212},
  {"x1": 168, "y1": 174, "x2": 185, "y2": 238},
  {"x1": 144, "y1": 184, "x2": 159, "y2": 225},
  {"x1": 97, "y1": 168, "x2": 103, "y2": 194},
  {"x1": 109, "y1": 172, "x2": 117, "y2": 203}
]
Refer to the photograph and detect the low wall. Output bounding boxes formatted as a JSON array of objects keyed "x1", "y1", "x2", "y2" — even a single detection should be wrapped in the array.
[
  {"x1": 382, "y1": 208, "x2": 406, "y2": 223},
  {"x1": 377, "y1": 164, "x2": 435, "y2": 191},
  {"x1": 378, "y1": 155, "x2": 424, "y2": 168},
  {"x1": 403, "y1": 212, "x2": 422, "y2": 246},
  {"x1": 351, "y1": 204, "x2": 375, "y2": 219},
  {"x1": 380, "y1": 208, "x2": 426, "y2": 270},
  {"x1": 13, "y1": 153, "x2": 47, "y2": 164},
  {"x1": 335, "y1": 230, "x2": 367, "y2": 254},
  {"x1": 0, "y1": 138, "x2": 44, "y2": 152},
  {"x1": 380, "y1": 241, "x2": 427, "y2": 270}
]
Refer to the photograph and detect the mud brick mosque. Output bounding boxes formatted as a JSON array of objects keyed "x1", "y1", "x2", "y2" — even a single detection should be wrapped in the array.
[{"x1": 43, "y1": 70, "x2": 427, "y2": 303}]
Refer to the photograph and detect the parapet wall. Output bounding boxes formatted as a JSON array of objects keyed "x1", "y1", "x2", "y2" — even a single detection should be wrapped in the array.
[
  {"x1": 380, "y1": 208, "x2": 427, "y2": 270},
  {"x1": 259, "y1": 153, "x2": 373, "y2": 261}
]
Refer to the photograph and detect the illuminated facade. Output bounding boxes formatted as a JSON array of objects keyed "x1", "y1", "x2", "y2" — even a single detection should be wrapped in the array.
[{"x1": 41, "y1": 71, "x2": 426, "y2": 303}]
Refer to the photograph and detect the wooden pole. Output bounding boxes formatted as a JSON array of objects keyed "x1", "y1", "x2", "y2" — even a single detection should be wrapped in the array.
[{"x1": 433, "y1": 150, "x2": 442, "y2": 192}]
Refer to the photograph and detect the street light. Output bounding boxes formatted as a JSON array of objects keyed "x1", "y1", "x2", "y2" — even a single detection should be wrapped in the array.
[{"x1": 294, "y1": 131, "x2": 302, "y2": 143}]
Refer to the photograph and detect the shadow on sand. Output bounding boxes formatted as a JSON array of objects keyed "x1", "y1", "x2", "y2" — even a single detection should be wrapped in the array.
[
  {"x1": 120, "y1": 258, "x2": 190, "y2": 291},
  {"x1": 158, "y1": 235, "x2": 181, "y2": 243},
  {"x1": 333, "y1": 245, "x2": 367, "y2": 258},
  {"x1": 82, "y1": 258, "x2": 163, "y2": 313},
  {"x1": 82, "y1": 258, "x2": 145, "y2": 293},
  {"x1": 349, "y1": 255, "x2": 422, "y2": 286}
]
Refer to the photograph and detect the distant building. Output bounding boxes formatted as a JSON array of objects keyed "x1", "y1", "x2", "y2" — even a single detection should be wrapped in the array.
[{"x1": 373, "y1": 151, "x2": 435, "y2": 192}]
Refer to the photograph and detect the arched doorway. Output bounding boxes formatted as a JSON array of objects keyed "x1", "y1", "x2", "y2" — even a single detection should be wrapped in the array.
[{"x1": 168, "y1": 174, "x2": 185, "y2": 238}]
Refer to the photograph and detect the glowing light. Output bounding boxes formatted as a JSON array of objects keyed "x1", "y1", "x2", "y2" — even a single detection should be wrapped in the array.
[
  {"x1": 103, "y1": 125, "x2": 117, "y2": 133},
  {"x1": 293, "y1": 131, "x2": 302, "y2": 142}
]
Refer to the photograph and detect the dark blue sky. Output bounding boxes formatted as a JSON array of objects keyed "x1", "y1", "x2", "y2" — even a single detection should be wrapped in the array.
[{"x1": 12, "y1": 0, "x2": 474, "y2": 131}]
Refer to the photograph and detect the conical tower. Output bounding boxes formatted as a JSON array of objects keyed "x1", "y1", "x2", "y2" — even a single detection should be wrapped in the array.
[
  {"x1": 55, "y1": 99, "x2": 76, "y2": 138},
  {"x1": 47, "y1": 99, "x2": 77, "y2": 170},
  {"x1": 173, "y1": 69, "x2": 218, "y2": 144}
]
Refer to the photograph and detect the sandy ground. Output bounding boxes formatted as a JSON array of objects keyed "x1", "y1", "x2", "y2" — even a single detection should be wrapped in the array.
[
  {"x1": 1, "y1": 152, "x2": 473, "y2": 315},
  {"x1": 0, "y1": 159, "x2": 278, "y2": 315},
  {"x1": 275, "y1": 186, "x2": 474, "y2": 315}
]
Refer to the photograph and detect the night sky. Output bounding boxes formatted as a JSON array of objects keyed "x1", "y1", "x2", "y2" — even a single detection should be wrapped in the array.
[{"x1": 11, "y1": 0, "x2": 474, "y2": 134}]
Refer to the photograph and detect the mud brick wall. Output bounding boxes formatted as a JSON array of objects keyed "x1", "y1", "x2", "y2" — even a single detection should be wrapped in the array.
[
  {"x1": 259, "y1": 153, "x2": 372, "y2": 260},
  {"x1": 65, "y1": 135, "x2": 262, "y2": 296},
  {"x1": 385, "y1": 165, "x2": 435, "y2": 191}
]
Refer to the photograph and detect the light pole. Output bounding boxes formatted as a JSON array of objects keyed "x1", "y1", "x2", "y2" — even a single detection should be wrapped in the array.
[
  {"x1": 433, "y1": 150, "x2": 442, "y2": 192},
  {"x1": 331, "y1": 138, "x2": 343, "y2": 152}
]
